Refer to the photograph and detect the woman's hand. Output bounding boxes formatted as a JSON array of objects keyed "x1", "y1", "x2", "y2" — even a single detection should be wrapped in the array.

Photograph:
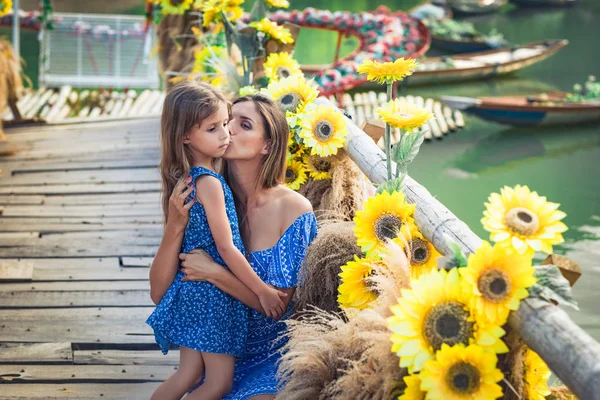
[
  {"x1": 166, "y1": 176, "x2": 195, "y2": 232},
  {"x1": 180, "y1": 249, "x2": 224, "y2": 282}
]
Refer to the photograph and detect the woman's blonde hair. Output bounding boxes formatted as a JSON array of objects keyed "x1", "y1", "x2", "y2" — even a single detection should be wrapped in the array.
[{"x1": 159, "y1": 80, "x2": 228, "y2": 222}]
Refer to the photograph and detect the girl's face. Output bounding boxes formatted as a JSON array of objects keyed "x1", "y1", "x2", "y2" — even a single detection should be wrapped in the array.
[
  {"x1": 224, "y1": 101, "x2": 269, "y2": 161},
  {"x1": 184, "y1": 103, "x2": 230, "y2": 160}
]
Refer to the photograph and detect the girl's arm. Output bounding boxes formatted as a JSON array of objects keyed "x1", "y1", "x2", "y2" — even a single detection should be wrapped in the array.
[
  {"x1": 149, "y1": 178, "x2": 194, "y2": 304},
  {"x1": 195, "y1": 176, "x2": 287, "y2": 319}
]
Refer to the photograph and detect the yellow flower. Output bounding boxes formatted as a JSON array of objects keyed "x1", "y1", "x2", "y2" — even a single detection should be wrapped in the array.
[
  {"x1": 388, "y1": 268, "x2": 509, "y2": 373},
  {"x1": 305, "y1": 154, "x2": 334, "y2": 180},
  {"x1": 420, "y1": 343, "x2": 504, "y2": 400},
  {"x1": 460, "y1": 241, "x2": 536, "y2": 325},
  {"x1": 265, "y1": 0, "x2": 289, "y2": 8},
  {"x1": 299, "y1": 105, "x2": 348, "y2": 157},
  {"x1": 200, "y1": 0, "x2": 242, "y2": 26},
  {"x1": 353, "y1": 191, "x2": 416, "y2": 257},
  {"x1": 399, "y1": 375, "x2": 426, "y2": 400},
  {"x1": 377, "y1": 99, "x2": 433, "y2": 133},
  {"x1": 524, "y1": 348, "x2": 552, "y2": 400},
  {"x1": 481, "y1": 185, "x2": 568, "y2": 257},
  {"x1": 263, "y1": 75, "x2": 319, "y2": 116},
  {"x1": 284, "y1": 159, "x2": 308, "y2": 190},
  {"x1": 160, "y1": 0, "x2": 193, "y2": 15},
  {"x1": 393, "y1": 224, "x2": 441, "y2": 280},
  {"x1": 288, "y1": 137, "x2": 306, "y2": 160},
  {"x1": 250, "y1": 18, "x2": 294, "y2": 44},
  {"x1": 357, "y1": 58, "x2": 418, "y2": 85},
  {"x1": 338, "y1": 255, "x2": 384, "y2": 310},
  {"x1": 264, "y1": 52, "x2": 302, "y2": 82},
  {"x1": 1, "y1": 0, "x2": 12, "y2": 18},
  {"x1": 192, "y1": 46, "x2": 227, "y2": 74},
  {"x1": 239, "y1": 85, "x2": 257, "y2": 96}
]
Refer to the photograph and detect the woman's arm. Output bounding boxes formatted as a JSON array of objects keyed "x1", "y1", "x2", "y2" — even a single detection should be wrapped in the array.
[{"x1": 149, "y1": 178, "x2": 194, "y2": 304}]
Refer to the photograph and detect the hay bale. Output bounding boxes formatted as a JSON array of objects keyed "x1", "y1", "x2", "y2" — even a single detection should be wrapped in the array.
[
  {"x1": 0, "y1": 37, "x2": 24, "y2": 140},
  {"x1": 549, "y1": 386, "x2": 577, "y2": 399}
]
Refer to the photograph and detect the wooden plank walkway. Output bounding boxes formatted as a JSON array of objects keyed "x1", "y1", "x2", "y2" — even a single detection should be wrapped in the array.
[{"x1": 0, "y1": 118, "x2": 172, "y2": 399}]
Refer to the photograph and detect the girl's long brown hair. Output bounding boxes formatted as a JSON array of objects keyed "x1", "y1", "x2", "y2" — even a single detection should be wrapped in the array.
[
  {"x1": 225, "y1": 94, "x2": 289, "y2": 246},
  {"x1": 160, "y1": 80, "x2": 228, "y2": 223}
]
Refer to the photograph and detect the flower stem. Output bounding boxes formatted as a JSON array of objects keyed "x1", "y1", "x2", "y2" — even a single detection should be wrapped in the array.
[{"x1": 385, "y1": 83, "x2": 393, "y2": 180}]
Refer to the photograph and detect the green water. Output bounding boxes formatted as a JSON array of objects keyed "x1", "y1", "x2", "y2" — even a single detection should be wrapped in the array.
[{"x1": 2, "y1": 1, "x2": 599, "y2": 339}]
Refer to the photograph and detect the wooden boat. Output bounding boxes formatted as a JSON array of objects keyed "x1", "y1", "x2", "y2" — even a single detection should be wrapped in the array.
[
  {"x1": 440, "y1": 92, "x2": 600, "y2": 126},
  {"x1": 431, "y1": 35, "x2": 506, "y2": 53},
  {"x1": 510, "y1": 0, "x2": 577, "y2": 6},
  {"x1": 447, "y1": 0, "x2": 508, "y2": 15}
]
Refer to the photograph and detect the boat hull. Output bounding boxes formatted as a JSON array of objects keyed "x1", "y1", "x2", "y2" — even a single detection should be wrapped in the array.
[
  {"x1": 432, "y1": 36, "x2": 500, "y2": 53},
  {"x1": 510, "y1": 0, "x2": 577, "y2": 6}
]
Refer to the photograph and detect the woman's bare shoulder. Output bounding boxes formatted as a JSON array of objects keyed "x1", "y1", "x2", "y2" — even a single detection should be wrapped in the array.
[{"x1": 272, "y1": 186, "x2": 313, "y2": 229}]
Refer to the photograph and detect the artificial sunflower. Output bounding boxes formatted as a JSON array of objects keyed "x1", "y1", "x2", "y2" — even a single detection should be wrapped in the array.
[
  {"x1": 265, "y1": 0, "x2": 289, "y2": 8},
  {"x1": 192, "y1": 46, "x2": 227, "y2": 75},
  {"x1": 357, "y1": 58, "x2": 418, "y2": 85},
  {"x1": 524, "y1": 347, "x2": 552, "y2": 400},
  {"x1": 388, "y1": 268, "x2": 509, "y2": 373},
  {"x1": 200, "y1": 0, "x2": 243, "y2": 27},
  {"x1": 338, "y1": 255, "x2": 385, "y2": 310},
  {"x1": 460, "y1": 241, "x2": 536, "y2": 325},
  {"x1": 481, "y1": 185, "x2": 568, "y2": 257},
  {"x1": 284, "y1": 159, "x2": 308, "y2": 190},
  {"x1": 393, "y1": 224, "x2": 441, "y2": 280},
  {"x1": 420, "y1": 343, "x2": 504, "y2": 400},
  {"x1": 399, "y1": 375, "x2": 426, "y2": 400},
  {"x1": 264, "y1": 52, "x2": 302, "y2": 82},
  {"x1": 263, "y1": 75, "x2": 319, "y2": 116},
  {"x1": 160, "y1": 0, "x2": 193, "y2": 15},
  {"x1": 288, "y1": 137, "x2": 306, "y2": 160},
  {"x1": 1, "y1": 0, "x2": 12, "y2": 18},
  {"x1": 353, "y1": 191, "x2": 416, "y2": 257},
  {"x1": 305, "y1": 154, "x2": 334, "y2": 180},
  {"x1": 249, "y1": 18, "x2": 294, "y2": 44},
  {"x1": 377, "y1": 99, "x2": 434, "y2": 133},
  {"x1": 299, "y1": 105, "x2": 348, "y2": 157}
]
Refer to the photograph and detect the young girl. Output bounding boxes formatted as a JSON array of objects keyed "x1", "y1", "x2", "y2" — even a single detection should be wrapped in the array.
[{"x1": 146, "y1": 81, "x2": 286, "y2": 400}]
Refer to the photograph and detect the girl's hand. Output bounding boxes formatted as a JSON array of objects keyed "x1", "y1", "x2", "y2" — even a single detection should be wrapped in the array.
[
  {"x1": 179, "y1": 249, "x2": 224, "y2": 282},
  {"x1": 258, "y1": 287, "x2": 287, "y2": 320},
  {"x1": 166, "y1": 176, "x2": 194, "y2": 232}
]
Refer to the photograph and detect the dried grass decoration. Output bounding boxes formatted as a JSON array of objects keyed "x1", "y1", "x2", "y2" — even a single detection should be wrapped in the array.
[{"x1": 0, "y1": 36, "x2": 23, "y2": 141}]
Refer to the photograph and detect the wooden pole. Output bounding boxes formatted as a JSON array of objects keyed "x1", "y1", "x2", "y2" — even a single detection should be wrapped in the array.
[
  {"x1": 314, "y1": 96, "x2": 600, "y2": 399},
  {"x1": 12, "y1": 0, "x2": 20, "y2": 66}
]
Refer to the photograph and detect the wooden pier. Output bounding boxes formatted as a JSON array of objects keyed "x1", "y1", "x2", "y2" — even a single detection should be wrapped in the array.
[{"x1": 0, "y1": 118, "x2": 174, "y2": 399}]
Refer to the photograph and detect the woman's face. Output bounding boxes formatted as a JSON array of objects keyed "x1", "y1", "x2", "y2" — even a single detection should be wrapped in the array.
[{"x1": 223, "y1": 101, "x2": 269, "y2": 161}]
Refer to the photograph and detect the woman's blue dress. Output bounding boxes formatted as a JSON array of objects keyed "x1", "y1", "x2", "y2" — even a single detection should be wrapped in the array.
[
  {"x1": 225, "y1": 211, "x2": 318, "y2": 399},
  {"x1": 146, "y1": 166, "x2": 249, "y2": 356}
]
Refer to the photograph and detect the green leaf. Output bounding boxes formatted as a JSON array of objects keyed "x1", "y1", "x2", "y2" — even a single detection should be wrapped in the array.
[
  {"x1": 437, "y1": 238, "x2": 469, "y2": 269},
  {"x1": 528, "y1": 265, "x2": 579, "y2": 310},
  {"x1": 391, "y1": 129, "x2": 425, "y2": 167},
  {"x1": 376, "y1": 177, "x2": 405, "y2": 195}
]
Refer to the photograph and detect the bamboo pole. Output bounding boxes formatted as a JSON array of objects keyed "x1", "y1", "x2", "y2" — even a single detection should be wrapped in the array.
[{"x1": 315, "y1": 96, "x2": 600, "y2": 399}]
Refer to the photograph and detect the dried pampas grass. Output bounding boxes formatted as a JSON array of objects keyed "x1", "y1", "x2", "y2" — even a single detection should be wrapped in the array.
[
  {"x1": 0, "y1": 37, "x2": 24, "y2": 140},
  {"x1": 549, "y1": 386, "x2": 578, "y2": 399}
]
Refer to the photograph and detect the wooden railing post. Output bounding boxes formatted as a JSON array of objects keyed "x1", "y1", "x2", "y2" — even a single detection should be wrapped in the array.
[{"x1": 314, "y1": 97, "x2": 600, "y2": 399}]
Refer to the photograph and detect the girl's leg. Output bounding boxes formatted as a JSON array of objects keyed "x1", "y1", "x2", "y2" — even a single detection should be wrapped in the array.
[
  {"x1": 150, "y1": 347, "x2": 205, "y2": 400},
  {"x1": 186, "y1": 352, "x2": 235, "y2": 400}
]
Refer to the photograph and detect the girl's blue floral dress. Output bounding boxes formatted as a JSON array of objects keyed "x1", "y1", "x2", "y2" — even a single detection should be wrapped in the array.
[{"x1": 146, "y1": 166, "x2": 249, "y2": 356}]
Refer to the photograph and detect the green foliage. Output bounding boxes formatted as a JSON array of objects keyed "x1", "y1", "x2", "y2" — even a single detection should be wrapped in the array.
[{"x1": 528, "y1": 265, "x2": 579, "y2": 310}]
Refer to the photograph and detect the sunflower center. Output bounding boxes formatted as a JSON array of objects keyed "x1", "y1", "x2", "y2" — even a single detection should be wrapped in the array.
[
  {"x1": 285, "y1": 168, "x2": 297, "y2": 184},
  {"x1": 374, "y1": 214, "x2": 402, "y2": 241},
  {"x1": 289, "y1": 142, "x2": 302, "y2": 155},
  {"x1": 276, "y1": 66, "x2": 292, "y2": 79},
  {"x1": 409, "y1": 238, "x2": 430, "y2": 266},
  {"x1": 311, "y1": 156, "x2": 332, "y2": 172},
  {"x1": 477, "y1": 268, "x2": 511, "y2": 303},
  {"x1": 447, "y1": 362, "x2": 481, "y2": 394},
  {"x1": 505, "y1": 207, "x2": 540, "y2": 237},
  {"x1": 277, "y1": 93, "x2": 302, "y2": 114},
  {"x1": 314, "y1": 120, "x2": 335, "y2": 141},
  {"x1": 424, "y1": 301, "x2": 473, "y2": 351},
  {"x1": 364, "y1": 269, "x2": 381, "y2": 296}
]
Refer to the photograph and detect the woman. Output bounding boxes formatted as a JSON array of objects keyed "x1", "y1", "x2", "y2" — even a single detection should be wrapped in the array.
[{"x1": 149, "y1": 93, "x2": 317, "y2": 400}]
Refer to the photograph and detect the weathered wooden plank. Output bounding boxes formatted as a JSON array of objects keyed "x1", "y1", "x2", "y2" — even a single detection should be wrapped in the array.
[
  {"x1": 0, "y1": 364, "x2": 175, "y2": 383},
  {"x1": 0, "y1": 281, "x2": 150, "y2": 292},
  {"x1": 0, "y1": 244, "x2": 158, "y2": 258},
  {"x1": 0, "y1": 223, "x2": 160, "y2": 233},
  {"x1": 9, "y1": 159, "x2": 159, "y2": 175},
  {"x1": 0, "y1": 216, "x2": 161, "y2": 226},
  {"x1": 0, "y1": 383, "x2": 160, "y2": 399},
  {"x1": 0, "y1": 182, "x2": 161, "y2": 195},
  {"x1": 0, "y1": 290, "x2": 153, "y2": 308},
  {"x1": 121, "y1": 257, "x2": 154, "y2": 268},
  {"x1": 0, "y1": 232, "x2": 39, "y2": 239},
  {"x1": 0, "y1": 168, "x2": 160, "y2": 187},
  {"x1": 0, "y1": 235, "x2": 160, "y2": 249},
  {"x1": 74, "y1": 349, "x2": 178, "y2": 366},
  {"x1": 0, "y1": 259, "x2": 34, "y2": 282},
  {"x1": 0, "y1": 342, "x2": 72, "y2": 363},
  {"x1": 43, "y1": 193, "x2": 160, "y2": 206},
  {"x1": 2, "y1": 205, "x2": 161, "y2": 218},
  {"x1": 0, "y1": 307, "x2": 152, "y2": 321},
  {"x1": 0, "y1": 195, "x2": 44, "y2": 205}
]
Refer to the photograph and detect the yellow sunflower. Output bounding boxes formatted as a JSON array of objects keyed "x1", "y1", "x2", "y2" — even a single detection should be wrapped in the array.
[
  {"x1": 393, "y1": 224, "x2": 441, "y2": 280},
  {"x1": 263, "y1": 74, "x2": 319, "y2": 116},
  {"x1": 377, "y1": 99, "x2": 434, "y2": 133},
  {"x1": 192, "y1": 46, "x2": 226, "y2": 74},
  {"x1": 524, "y1": 348, "x2": 552, "y2": 400},
  {"x1": 250, "y1": 18, "x2": 294, "y2": 44},
  {"x1": 288, "y1": 137, "x2": 306, "y2": 160},
  {"x1": 357, "y1": 58, "x2": 418, "y2": 85},
  {"x1": 200, "y1": 0, "x2": 242, "y2": 26},
  {"x1": 299, "y1": 105, "x2": 348, "y2": 157},
  {"x1": 399, "y1": 375, "x2": 426, "y2": 400},
  {"x1": 420, "y1": 343, "x2": 504, "y2": 400},
  {"x1": 353, "y1": 191, "x2": 416, "y2": 257},
  {"x1": 305, "y1": 154, "x2": 334, "y2": 180},
  {"x1": 338, "y1": 255, "x2": 385, "y2": 310},
  {"x1": 264, "y1": 52, "x2": 302, "y2": 82},
  {"x1": 388, "y1": 268, "x2": 509, "y2": 373},
  {"x1": 460, "y1": 241, "x2": 536, "y2": 325},
  {"x1": 481, "y1": 185, "x2": 568, "y2": 257},
  {"x1": 265, "y1": 0, "x2": 289, "y2": 8},
  {"x1": 1, "y1": 0, "x2": 12, "y2": 18},
  {"x1": 284, "y1": 159, "x2": 308, "y2": 190},
  {"x1": 160, "y1": 0, "x2": 193, "y2": 15}
]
